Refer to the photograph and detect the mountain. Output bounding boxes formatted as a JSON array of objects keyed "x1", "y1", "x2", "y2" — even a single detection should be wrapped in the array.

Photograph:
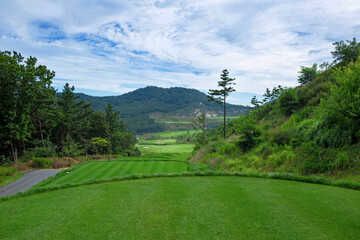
[{"x1": 75, "y1": 86, "x2": 250, "y2": 133}]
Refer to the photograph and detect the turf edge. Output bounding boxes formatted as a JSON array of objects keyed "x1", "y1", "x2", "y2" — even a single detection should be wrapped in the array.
[{"x1": 1, "y1": 171, "x2": 359, "y2": 202}]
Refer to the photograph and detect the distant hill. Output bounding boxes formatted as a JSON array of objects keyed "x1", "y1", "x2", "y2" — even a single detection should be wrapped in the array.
[{"x1": 74, "y1": 86, "x2": 250, "y2": 133}]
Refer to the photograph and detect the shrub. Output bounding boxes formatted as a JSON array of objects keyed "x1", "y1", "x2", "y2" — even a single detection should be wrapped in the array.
[
  {"x1": 219, "y1": 143, "x2": 238, "y2": 156},
  {"x1": 52, "y1": 159, "x2": 71, "y2": 169},
  {"x1": 297, "y1": 142, "x2": 332, "y2": 174},
  {"x1": 32, "y1": 146, "x2": 57, "y2": 158},
  {"x1": 278, "y1": 88, "x2": 299, "y2": 116},
  {"x1": 236, "y1": 116, "x2": 262, "y2": 152},
  {"x1": 30, "y1": 158, "x2": 53, "y2": 168},
  {"x1": 267, "y1": 146, "x2": 295, "y2": 168}
]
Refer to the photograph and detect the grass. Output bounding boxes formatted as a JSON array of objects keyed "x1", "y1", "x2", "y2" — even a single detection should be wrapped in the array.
[
  {"x1": 138, "y1": 138, "x2": 177, "y2": 145},
  {"x1": 33, "y1": 160, "x2": 189, "y2": 188},
  {"x1": 150, "y1": 130, "x2": 199, "y2": 139},
  {"x1": 157, "y1": 121, "x2": 193, "y2": 124},
  {"x1": 137, "y1": 144, "x2": 195, "y2": 153},
  {"x1": 1, "y1": 176, "x2": 359, "y2": 239},
  {"x1": 0, "y1": 172, "x2": 23, "y2": 187}
]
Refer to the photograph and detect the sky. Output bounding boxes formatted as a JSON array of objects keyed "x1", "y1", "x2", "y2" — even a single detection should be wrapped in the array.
[{"x1": 1, "y1": 0, "x2": 360, "y2": 106}]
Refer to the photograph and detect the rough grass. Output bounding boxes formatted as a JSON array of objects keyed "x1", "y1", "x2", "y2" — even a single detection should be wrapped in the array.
[{"x1": 1, "y1": 176, "x2": 359, "y2": 240}]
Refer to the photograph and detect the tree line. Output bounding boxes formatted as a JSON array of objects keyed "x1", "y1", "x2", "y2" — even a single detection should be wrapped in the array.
[{"x1": 0, "y1": 51, "x2": 139, "y2": 164}]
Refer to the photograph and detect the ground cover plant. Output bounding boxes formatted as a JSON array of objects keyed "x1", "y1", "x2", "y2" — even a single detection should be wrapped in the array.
[
  {"x1": 0, "y1": 166, "x2": 22, "y2": 187},
  {"x1": 1, "y1": 176, "x2": 359, "y2": 240}
]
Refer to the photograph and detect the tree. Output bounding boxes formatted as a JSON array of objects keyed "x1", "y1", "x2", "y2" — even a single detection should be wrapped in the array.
[
  {"x1": 297, "y1": 63, "x2": 320, "y2": 85},
  {"x1": 331, "y1": 37, "x2": 360, "y2": 65},
  {"x1": 313, "y1": 56, "x2": 360, "y2": 147},
  {"x1": 250, "y1": 96, "x2": 262, "y2": 107},
  {"x1": 192, "y1": 112, "x2": 207, "y2": 145},
  {"x1": 207, "y1": 69, "x2": 236, "y2": 139},
  {"x1": 278, "y1": 88, "x2": 299, "y2": 116},
  {"x1": 192, "y1": 112, "x2": 206, "y2": 132},
  {"x1": 0, "y1": 51, "x2": 55, "y2": 162},
  {"x1": 57, "y1": 83, "x2": 92, "y2": 156}
]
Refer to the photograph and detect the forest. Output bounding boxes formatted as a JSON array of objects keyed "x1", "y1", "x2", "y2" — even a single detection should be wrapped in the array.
[
  {"x1": 192, "y1": 37, "x2": 360, "y2": 180},
  {"x1": 0, "y1": 51, "x2": 140, "y2": 165}
]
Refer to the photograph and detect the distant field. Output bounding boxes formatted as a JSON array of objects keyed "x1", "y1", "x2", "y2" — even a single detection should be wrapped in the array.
[
  {"x1": 150, "y1": 130, "x2": 199, "y2": 138},
  {"x1": 35, "y1": 161, "x2": 188, "y2": 187},
  {"x1": 1, "y1": 177, "x2": 359, "y2": 239},
  {"x1": 138, "y1": 144, "x2": 195, "y2": 153},
  {"x1": 158, "y1": 121, "x2": 193, "y2": 124},
  {"x1": 138, "y1": 138, "x2": 177, "y2": 145}
]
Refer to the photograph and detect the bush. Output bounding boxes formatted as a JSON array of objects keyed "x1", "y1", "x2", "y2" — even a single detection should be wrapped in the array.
[
  {"x1": 30, "y1": 158, "x2": 53, "y2": 168},
  {"x1": 219, "y1": 143, "x2": 238, "y2": 156},
  {"x1": 278, "y1": 88, "x2": 299, "y2": 116},
  {"x1": 32, "y1": 146, "x2": 57, "y2": 158},
  {"x1": 236, "y1": 116, "x2": 262, "y2": 152},
  {"x1": 297, "y1": 142, "x2": 332, "y2": 174},
  {"x1": 52, "y1": 159, "x2": 71, "y2": 169}
]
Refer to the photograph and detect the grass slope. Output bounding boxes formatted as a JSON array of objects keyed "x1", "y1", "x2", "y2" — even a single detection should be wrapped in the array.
[{"x1": 1, "y1": 177, "x2": 359, "y2": 239}]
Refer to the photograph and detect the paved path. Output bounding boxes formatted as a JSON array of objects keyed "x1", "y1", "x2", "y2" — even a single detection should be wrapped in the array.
[{"x1": 0, "y1": 169, "x2": 61, "y2": 197}]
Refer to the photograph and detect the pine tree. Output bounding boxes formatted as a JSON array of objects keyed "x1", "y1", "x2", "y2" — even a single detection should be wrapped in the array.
[{"x1": 207, "y1": 69, "x2": 236, "y2": 139}]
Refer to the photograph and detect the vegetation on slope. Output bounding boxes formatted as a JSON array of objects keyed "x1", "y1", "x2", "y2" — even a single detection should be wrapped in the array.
[{"x1": 191, "y1": 37, "x2": 360, "y2": 181}]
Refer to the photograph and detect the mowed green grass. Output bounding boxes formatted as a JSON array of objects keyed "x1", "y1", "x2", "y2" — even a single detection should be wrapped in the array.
[
  {"x1": 151, "y1": 130, "x2": 199, "y2": 138},
  {"x1": 138, "y1": 138, "x2": 177, "y2": 145},
  {"x1": 1, "y1": 177, "x2": 360, "y2": 239},
  {"x1": 39, "y1": 161, "x2": 188, "y2": 187},
  {"x1": 137, "y1": 143, "x2": 195, "y2": 153}
]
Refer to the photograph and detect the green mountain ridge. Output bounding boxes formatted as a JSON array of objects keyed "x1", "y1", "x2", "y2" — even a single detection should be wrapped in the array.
[{"x1": 73, "y1": 86, "x2": 250, "y2": 133}]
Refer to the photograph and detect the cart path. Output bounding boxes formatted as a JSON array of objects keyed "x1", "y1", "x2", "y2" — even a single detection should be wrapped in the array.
[{"x1": 0, "y1": 169, "x2": 61, "y2": 197}]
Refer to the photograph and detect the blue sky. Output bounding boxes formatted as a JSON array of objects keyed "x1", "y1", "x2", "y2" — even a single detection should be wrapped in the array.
[{"x1": 1, "y1": 0, "x2": 360, "y2": 106}]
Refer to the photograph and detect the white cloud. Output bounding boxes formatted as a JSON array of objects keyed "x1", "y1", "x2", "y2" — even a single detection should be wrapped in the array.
[{"x1": 1, "y1": 0, "x2": 360, "y2": 105}]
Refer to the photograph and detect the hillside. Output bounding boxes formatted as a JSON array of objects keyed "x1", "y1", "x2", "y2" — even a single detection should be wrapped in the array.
[
  {"x1": 76, "y1": 86, "x2": 250, "y2": 133},
  {"x1": 191, "y1": 38, "x2": 360, "y2": 181}
]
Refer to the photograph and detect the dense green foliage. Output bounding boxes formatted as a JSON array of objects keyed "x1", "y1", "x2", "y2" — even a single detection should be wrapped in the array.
[
  {"x1": 0, "y1": 51, "x2": 139, "y2": 164},
  {"x1": 1, "y1": 177, "x2": 359, "y2": 239},
  {"x1": 76, "y1": 86, "x2": 249, "y2": 133},
  {"x1": 331, "y1": 37, "x2": 360, "y2": 65},
  {"x1": 30, "y1": 158, "x2": 52, "y2": 168},
  {"x1": 192, "y1": 38, "x2": 360, "y2": 180},
  {"x1": 297, "y1": 63, "x2": 320, "y2": 85}
]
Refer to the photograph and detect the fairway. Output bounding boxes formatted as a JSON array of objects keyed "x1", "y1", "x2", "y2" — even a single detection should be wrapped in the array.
[
  {"x1": 138, "y1": 143, "x2": 195, "y2": 153},
  {"x1": 1, "y1": 177, "x2": 359, "y2": 239},
  {"x1": 37, "y1": 161, "x2": 188, "y2": 187},
  {"x1": 151, "y1": 130, "x2": 199, "y2": 138}
]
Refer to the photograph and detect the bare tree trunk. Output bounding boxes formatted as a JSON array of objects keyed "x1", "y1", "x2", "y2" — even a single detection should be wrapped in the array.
[
  {"x1": 39, "y1": 123, "x2": 45, "y2": 149},
  {"x1": 10, "y1": 142, "x2": 18, "y2": 164}
]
